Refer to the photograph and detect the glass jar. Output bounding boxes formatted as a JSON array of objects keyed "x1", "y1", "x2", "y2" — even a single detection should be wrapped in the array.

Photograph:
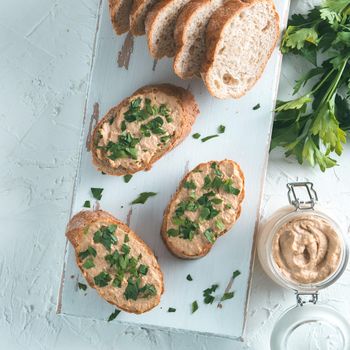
[{"x1": 257, "y1": 182, "x2": 350, "y2": 350}]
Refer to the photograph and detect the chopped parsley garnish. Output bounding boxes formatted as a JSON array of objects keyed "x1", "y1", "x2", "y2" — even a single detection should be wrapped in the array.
[
  {"x1": 102, "y1": 133, "x2": 140, "y2": 160},
  {"x1": 218, "y1": 125, "x2": 226, "y2": 133},
  {"x1": 131, "y1": 192, "x2": 157, "y2": 204},
  {"x1": 192, "y1": 301, "x2": 199, "y2": 313},
  {"x1": 233, "y1": 270, "x2": 241, "y2": 279},
  {"x1": 201, "y1": 134, "x2": 219, "y2": 142},
  {"x1": 78, "y1": 246, "x2": 97, "y2": 260},
  {"x1": 168, "y1": 307, "x2": 176, "y2": 312},
  {"x1": 121, "y1": 243, "x2": 130, "y2": 255},
  {"x1": 78, "y1": 282, "x2": 87, "y2": 291},
  {"x1": 184, "y1": 181, "x2": 196, "y2": 190},
  {"x1": 94, "y1": 271, "x2": 112, "y2": 287},
  {"x1": 204, "y1": 229, "x2": 216, "y2": 244},
  {"x1": 91, "y1": 188, "x2": 103, "y2": 200},
  {"x1": 203, "y1": 284, "x2": 219, "y2": 304},
  {"x1": 83, "y1": 200, "x2": 91, "y2": 208},
  {"x1": 138, "y1": 264, "x2": 149, "y2": 275},
  {"x1": 82, "y1": 258, "x2": 95, "y2": 269},
  {"x1": 141, "y1": 116, "x2": 166, "y2": 136},
  {"x1": 253, "y1": 103, "x2": 261, "y2": 110},
  {"x1": 221, "y1": 292, "x2": 235, "y2": 301},
  {"x1": 124, "y1": 278, "x2": 156, "y2": 300},
  {"x1": 93, "y1": 225, "x2": 118, "y2": 251},
  {"x1": 124, "y1": 174, "x2": 133, "y2": 183},
  {"x1": 192, "y1": 133, "x2": 201, "y2": 139},
  {"x1": 186, "y1": 274, "x2": 193, "y2": 281},
  {"x1": 215, "y1": 219, "x2": 225, "y2": 231},
  {"x1": 107, "y1": 309, "x2": 121, "y2": 322},
  {"x1": 124, "y1": 234, "x2": 129, "y2": 242}
]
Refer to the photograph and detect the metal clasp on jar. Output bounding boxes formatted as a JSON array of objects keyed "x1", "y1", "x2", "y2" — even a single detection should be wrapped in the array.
[
  {"x1": 296, "y1": 291, "x2": 318, "y2": 306},
  {"x1": 287, "y1": 182, "x2": 318, "y2": 210}
]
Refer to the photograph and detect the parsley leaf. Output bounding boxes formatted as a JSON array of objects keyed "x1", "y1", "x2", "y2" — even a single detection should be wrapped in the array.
[
  {"x1": 192, "y1": 133, "x2": 201, "y2": 139},
  {"x1": 108, "y1": 309, "x2": 121, "y2": 322},
  {"x1": 186, "y1": 274, "x2": 193, "y2": 281},
  {"x1": 168, "y1": 307, "x2": 176, "y2": 312},
  {"x1": 78, "y1": 282, "x2": 87, "y2": 291},
  {"x1": 191, "y1": 301, "x2": 199, "y2": 313},
  {"x1": 124, "y1": 174, "x2": 133, "y2": 183},
  {"x1": 91, "y1": 188, "x2": 103, "y2": 200},
  {"x1": 94, "y1": 272, "x2": 112, "y2": 287},
  {"x1": 82, "y1": 258, "x2": 95, "y2": 269},
  {"x1": 221, "y1": 292, "x2": 235, "y2": 301},
  {"x1": 201, "y1": 134, "x2": 219, "y2": 142},
  {"x1": 83, "y1": 200, "x2": 91, "y2": 208},
  {"x1": 218, "y1": 125, "x2": 226, "y2": 133},
  {"x1": 131, "y1": 192, "x2": 157, "y2": 204},
  {"x1": 253, "y1": 103, "x2": 261, "y2": 110}
]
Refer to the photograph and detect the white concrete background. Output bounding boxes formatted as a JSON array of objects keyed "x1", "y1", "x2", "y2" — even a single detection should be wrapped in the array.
[{"x1": 1, "y1": 0, "x2": 349, "y2": 349}]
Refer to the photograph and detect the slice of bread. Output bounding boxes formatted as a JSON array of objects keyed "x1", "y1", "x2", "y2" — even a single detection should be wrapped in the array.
[
  {"x1": 91, "y1": 84, "x2": 199, "y2": 176},
  {"x1": 66, "y1": 210, "x2": 164, "y2": 314},
  {"x1": 109, "y1": 0, "x2": 134, "y2": 35},
  {"x1": 174, "y1": 0, "x2": 225, "y2": 80},
  {"x1": 145, "y1": 0, "x2": 192, "y2": 58},
  {"x1": 161, "y1": 160, "x2": 245, "y2": 259},
  {"x1": 130, "y1": 0, "x2": 159, "y2": 36},
  {"x1": 202, "y1": 0, "x2": 279, "y2": 99}
]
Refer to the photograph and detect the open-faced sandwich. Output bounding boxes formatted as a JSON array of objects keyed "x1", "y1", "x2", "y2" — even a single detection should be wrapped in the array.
[
  {"x1": 91, "y1": 84, "x2": 199, "y2": 176},
  {"x1": 161, "y1": 160, "x2": 245, "y2": 259},
  {"x1": 66, "y1": 210, "x2": 164, "y2": 314}
]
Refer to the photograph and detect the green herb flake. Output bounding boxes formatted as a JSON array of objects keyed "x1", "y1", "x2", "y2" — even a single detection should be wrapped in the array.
[
  {"x1": 218, "y1": 125, "x2": 226, "y2": 133},
  {"x1": 121, "y1": 243, "x2": 130, "y2": 255},
  {"x1": 78, "y1": 282, "x2": 87, "y2": 291},
  {"x1": 94, "y1": 271, "x2": 112, "y2": 287},
  {"x1": 124, "y1": 174, "x2": 133, "y2": 183},
  {"x1": 168, "y1": 307, "x2": 176, "y2": 312},
  {"x1": 167, "y1": 228, "x2": 178, "y2": 237},
  {"x1": 191, "y1": 301, "x2": 199, "y2": 313},
  {"x1": 201, "y1": 134, "x2": 219, "y2": 143},
  {"x1": 186, "y1": 274, "x2": 193, "y2": 281},
  {"x1": 192, "y1": 133, "x2": 201, "y2": 139},
  {"x1": 83, "y1": 258, "x2": 95, "y2": 269},
  {"x1": 83, "y1": 200, "x2": 91, "y2": 208},
  {"x1": 124, "y1": 234, "x2": 129, "y2": 243},
  {"x1": 138, "y1": 264, "x2": 149, "y2": 275},
  {"x1": 93, "y1": 226, "x2": 118, "y2": 251},
  {"x1": 184, "y1": 181, "x2": 197, "y2": 190},
  {"x1": 131, "y1": 192, "x2": 157, "y2": 205},
  {"x1": 253, "y1": 103, "x2": 261, "y2": 110},
  {"x1": 107, "y1": 309, "x2": 121, "y2": 322},
  {"x1": 215, "y1": 219, "x2": 225, "y2": 231},
  {"x1": 91, "y1": 187, "x2": 104, "y2": 200},
  {"x1": 233, "y1": 270, "x2": 241, "y2": 279},
  {"x1": 221, "y1": 292, "x2": 235, "y2": 301},
  {"x1": 204, "y1": 228, "x2": 216, "y2": 243}
]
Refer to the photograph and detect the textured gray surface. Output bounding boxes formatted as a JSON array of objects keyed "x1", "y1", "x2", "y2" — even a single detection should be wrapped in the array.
[{"x1": 1, "y1": 0, "x2": 350, "y2": 349}]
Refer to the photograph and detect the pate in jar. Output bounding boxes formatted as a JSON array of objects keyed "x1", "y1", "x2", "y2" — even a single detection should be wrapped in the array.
[{"x1": 257, "y1": 182, "x2": 350, "y2": 350}]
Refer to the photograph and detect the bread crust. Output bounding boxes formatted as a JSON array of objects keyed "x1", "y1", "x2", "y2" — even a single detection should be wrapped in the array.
[
  {"x1": 66, "y1": 210, "x2": 164, "y2": 314},
  {"x1": 201, "y1": 0, "x2": 280, "y2": 99},
  {"x1": 161, "y1": 160, "x2": 245, "y2": 259},
  {"x1": 91, "y1": 84, "x2": 199, "y2": 176},
  {"x1": 173, "y1": 0, "x2": 212, "y2": 79},
  {"x1": 130, "y1": 0, "x2": 157, "y2": 36},
  {"x1": 145, "y1": 0, "x2": 189, "y2": 58},
  {"x1": 109, "y1": 0, "x2": 133, "y2": 35}
]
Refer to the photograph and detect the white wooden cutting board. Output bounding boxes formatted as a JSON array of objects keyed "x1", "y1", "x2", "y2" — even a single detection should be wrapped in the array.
[{"x1": 57, "y1": 0, "x2": 290, "y2": 339}]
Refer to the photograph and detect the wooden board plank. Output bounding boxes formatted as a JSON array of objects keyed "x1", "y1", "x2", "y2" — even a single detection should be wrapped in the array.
[{"x1": 58, "y1": 0, "x2": 290, "y2": 339}]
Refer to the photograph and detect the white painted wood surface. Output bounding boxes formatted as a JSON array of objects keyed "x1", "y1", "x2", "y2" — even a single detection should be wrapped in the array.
[{"x1": 58, "y1": 0, "x2": 290, "y2": 339}]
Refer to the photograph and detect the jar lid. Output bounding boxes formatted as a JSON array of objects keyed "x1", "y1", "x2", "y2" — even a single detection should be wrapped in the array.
[{"x1": 271, "y1": 304, "x2": 350, "y2": 350}]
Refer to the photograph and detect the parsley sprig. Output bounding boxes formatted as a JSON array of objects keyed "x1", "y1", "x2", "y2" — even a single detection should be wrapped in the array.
[{"x1": 272, "y1": 0, "x2": 350, "y2": 171}]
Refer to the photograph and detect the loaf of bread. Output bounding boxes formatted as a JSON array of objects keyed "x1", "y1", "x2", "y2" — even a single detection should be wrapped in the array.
[
  {"x1": 66, "y1": 210, "x2": 164, "y2": 314},
  {"x1": 161, "y1": 160, "x2": 245, "y2": 259},
  {"x1": 91, "y1": 84, "x2": 199, "y2": 176},
  {"x1": 201, "y1": 0, "x2": 279, "y2": 98},
  {"x1": 130, "y1": 0, "x2": 159, "y2": 35},
  {"x1": 109, "y1": 0, "x2": 134, "y2": 35}
]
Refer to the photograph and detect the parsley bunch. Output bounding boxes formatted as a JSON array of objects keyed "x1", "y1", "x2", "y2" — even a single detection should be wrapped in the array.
[{"x1": 272, "y1": 0, "x2": 350, "y2": 171}]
